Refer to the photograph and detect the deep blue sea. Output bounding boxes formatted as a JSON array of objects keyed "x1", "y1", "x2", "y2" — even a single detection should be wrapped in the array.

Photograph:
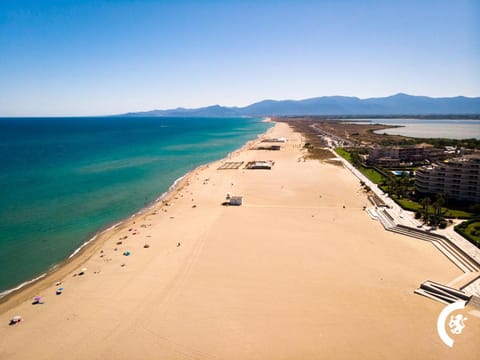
[{"x1": 0, "y1": 117, "x2": 271, "y2": 294}]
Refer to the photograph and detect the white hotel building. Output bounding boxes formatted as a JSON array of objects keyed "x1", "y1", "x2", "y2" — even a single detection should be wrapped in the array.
[{"x1": 415, "y1": 154, "x2": 480, "y2": 203}]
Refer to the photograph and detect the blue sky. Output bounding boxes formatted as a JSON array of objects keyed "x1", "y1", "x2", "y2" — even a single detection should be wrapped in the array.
[{"x1": 0, "y1": 0, "x2": 478, "y2": 116}]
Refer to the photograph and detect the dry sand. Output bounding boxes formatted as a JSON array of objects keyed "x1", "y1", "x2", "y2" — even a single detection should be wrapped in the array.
[{"x1": 0, "y1": 122, "x2": 478, "y2": 359}]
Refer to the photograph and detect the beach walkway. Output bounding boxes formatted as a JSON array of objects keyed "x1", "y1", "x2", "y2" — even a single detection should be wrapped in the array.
[{"x1": 333, "y1": 150, "x2": 480, "y2": 296}]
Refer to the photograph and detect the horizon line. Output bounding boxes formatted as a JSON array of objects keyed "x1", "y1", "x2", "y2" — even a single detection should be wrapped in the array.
[{"x1": 3, "y1": 92, "x2": 480, "y2": 118}]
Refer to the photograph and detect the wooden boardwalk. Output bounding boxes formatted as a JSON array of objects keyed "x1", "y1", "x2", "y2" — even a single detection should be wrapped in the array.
[{"x1": 217, "y1": 161, "x2": 244, "y2": 170}]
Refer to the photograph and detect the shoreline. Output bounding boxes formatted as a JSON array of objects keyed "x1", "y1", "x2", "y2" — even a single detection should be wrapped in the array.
[
  {"x1": 1, "y1": 120, "x2": 477, "y2": 359},
  {"x1": 0, "y1": 121, "x2": 273, "y2": 312}
]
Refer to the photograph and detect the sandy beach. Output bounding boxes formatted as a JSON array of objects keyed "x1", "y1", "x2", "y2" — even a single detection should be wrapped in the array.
[{"x1": 1, "y1": 122, "x2": 478, "y2": 359}]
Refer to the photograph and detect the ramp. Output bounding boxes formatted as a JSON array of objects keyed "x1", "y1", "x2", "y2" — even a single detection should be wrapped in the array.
[{"x1": 414, "y1": 280, "x2": 471, "y2": 305}]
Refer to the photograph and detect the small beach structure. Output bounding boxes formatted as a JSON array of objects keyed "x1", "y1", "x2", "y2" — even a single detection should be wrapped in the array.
[
  {"x1": 218, "y1": 161, "x2": 244, "y2": 170},
  {"x1": 252, "y1": 145, "x2": 281, "y2": 151},
  {"x1": 261, "y1": 137, "x2": 287, "y2": 143},
  {"x1": 245, "y1": 160, "x2": 274, "y2": 170},
  {"x1": 228, "y1": 196, "x2": 243, "y2": 206},
  {"x1": 224, "y1": 193, "x2": 243, "y2": 206}
]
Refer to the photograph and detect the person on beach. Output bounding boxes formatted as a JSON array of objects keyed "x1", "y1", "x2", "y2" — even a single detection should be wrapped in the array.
[{"x1": 9, "y1": 316, "x2": 22, "y2": 325}]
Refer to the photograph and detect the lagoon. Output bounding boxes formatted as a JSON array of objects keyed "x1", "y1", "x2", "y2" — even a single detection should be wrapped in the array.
[{"x1": 354, "y1": 119, "x2": 480, "y2": 139}]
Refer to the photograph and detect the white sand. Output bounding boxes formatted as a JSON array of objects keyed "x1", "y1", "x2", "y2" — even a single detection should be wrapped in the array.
[{"x1": 1, "y1": 122, "x2": 478, "y2": 359}]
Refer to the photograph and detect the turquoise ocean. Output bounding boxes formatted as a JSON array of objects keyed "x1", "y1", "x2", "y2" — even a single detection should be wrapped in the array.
[{"x1": 0, "y1": 117, "x2": 271, "y2": 295}]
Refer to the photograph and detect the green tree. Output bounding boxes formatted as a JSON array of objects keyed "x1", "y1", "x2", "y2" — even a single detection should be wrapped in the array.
[
  {"x1": 398, "y1": 172, "x2": 410, "y2": 198},
  {"x1": 443, "y1": 192, "x2": 451, "y2": 208},
  {"x1": 350, "y1": 151, "x2": 361, "y2": 167},
  {"x1": 421, "y1": 197, "x2": 431, "y2": 223},
  {"x1": 432, "y1": 194, "x2": 445, "y2": 226}
]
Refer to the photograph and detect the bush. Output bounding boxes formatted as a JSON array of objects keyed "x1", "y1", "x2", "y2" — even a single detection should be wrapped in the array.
[
  {"x1": 455, "y1": 219, "x2": 480, "y2": 249},
  {"x1": 438, "y1": 220, "x2": 447, "y2": 229},
  {"x1": 470, "y1": 203, "x2": 480, "y2": 214},
  {"x1": 415, "y1": 211, "x2": 422, "y2": 219}
]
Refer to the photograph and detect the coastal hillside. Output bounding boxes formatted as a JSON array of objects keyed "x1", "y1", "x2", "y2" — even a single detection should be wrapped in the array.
[{"x1": 121, "y1": 93, "x2": 480, "y2": 117}]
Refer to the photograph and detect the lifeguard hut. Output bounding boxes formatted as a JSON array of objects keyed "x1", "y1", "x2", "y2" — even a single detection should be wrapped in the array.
[{"x1": 226, "y1": 193, "x2": 243, "y2": 206}]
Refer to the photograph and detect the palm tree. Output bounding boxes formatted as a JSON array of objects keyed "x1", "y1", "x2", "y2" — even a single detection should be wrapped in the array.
[
  {"x1": 400, "y1": 172, "x2": 410, "y2": 198},
  {"x1": 443, "y1": 192, "x2": 451, "y2": 208},
  {"x1": 432, "y1": 194, "x2": 446, "y2": 226},
  {"x1": 420, "y1": 197, "x2": 431, "y2": 223},
  {"x1": 387, "y1": 176, "x2": 399, "y2": 196}
]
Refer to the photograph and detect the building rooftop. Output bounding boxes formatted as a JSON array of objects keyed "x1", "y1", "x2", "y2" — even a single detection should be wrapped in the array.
[{"x1": 444, "y1": 154, "x2": 480, "y2": 164}]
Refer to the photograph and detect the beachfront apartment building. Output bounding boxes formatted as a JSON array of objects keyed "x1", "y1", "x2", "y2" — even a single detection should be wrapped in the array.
[
  {"x1": 368, "y1": 144, "x2": 444, "y2": 166},
  {"x1": 414, "y1": 154, "x2": 480, "y2": 202}
]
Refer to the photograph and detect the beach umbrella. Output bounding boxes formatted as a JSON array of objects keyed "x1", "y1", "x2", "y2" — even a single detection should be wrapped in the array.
[
  {"x1": 33, "y1": 296, "x2": 42, "y2": 302},
  {"x1": 81, "y1": 268, "x2": 87, "y2": 272}
]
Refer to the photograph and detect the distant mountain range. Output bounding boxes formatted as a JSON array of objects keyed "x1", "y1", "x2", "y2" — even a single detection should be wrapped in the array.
[{"x1": 119, "y1": 93, "x2": 480, "y2": 117}]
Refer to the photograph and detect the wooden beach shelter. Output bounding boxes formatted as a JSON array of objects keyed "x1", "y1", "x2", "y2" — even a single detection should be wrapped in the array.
[{"x1": 229, "y1": 196, "x2": 243, "y2": 206}]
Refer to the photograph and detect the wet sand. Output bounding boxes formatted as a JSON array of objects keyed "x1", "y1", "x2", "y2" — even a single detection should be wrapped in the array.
[{"x1": 0, "y1": 122, "x2": 478, "y2": 359}]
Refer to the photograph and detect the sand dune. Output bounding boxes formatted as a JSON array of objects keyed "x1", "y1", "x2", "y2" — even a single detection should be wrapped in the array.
[{"x1": 1, "y1": 122, "x2": 478, "y2": 359}]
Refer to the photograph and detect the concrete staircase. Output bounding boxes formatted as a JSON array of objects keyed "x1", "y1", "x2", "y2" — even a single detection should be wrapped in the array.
[
  {"x1": 376, "y1": 209, "x2": 480, "y2": 273},
  {"x1": 389, "y1": 224, "x2": 444, "y2": 241},
  {"x1": 432, "y1": 239, "x2": 480, "y2": 273},
  {"x1": 415, "y1": 280, "x2": 471, "y2": 305},
  {"x1": 376, "y1": 209, "x2": 396, "y2": 229},
  {"x1": 368, "y1": 194, "x2": 386, "y2": 208}
]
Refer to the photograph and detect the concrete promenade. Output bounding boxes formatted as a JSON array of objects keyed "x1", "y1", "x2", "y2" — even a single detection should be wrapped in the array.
[{"x1": 331, "y1": 149, "x2": 480, "y2": 296}]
